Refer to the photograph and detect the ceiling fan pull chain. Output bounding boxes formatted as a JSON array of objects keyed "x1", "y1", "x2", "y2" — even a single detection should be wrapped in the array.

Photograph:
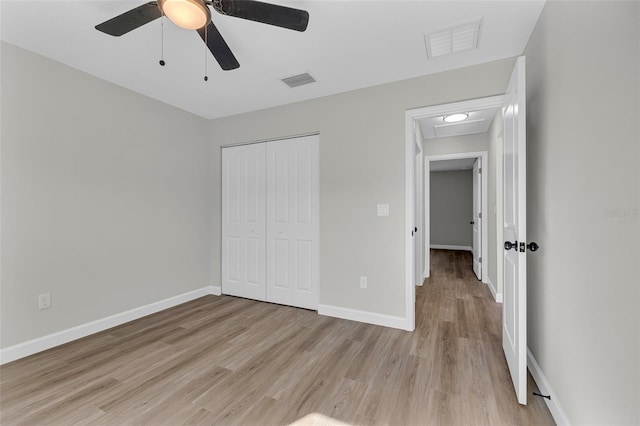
[
  {"x1": 159, "y1": 13, "x2": 166, "y2": 66},
  {"x1": 203, "y1": 23, "x2": 209, "y2": 81}
]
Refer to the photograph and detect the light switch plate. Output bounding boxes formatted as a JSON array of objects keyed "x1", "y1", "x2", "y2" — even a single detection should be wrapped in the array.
[{"x1": 377, "y1": 204, "x2": 389, "y2": 216}]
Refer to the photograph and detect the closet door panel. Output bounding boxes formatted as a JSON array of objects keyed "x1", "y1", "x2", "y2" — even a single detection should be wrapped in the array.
[
  {"x1": 274, "y1": 150, "x2": 290, "y2": 223},
  {"x1": 266, "y1": 135, "x2": 319, "y2": 309},
  {"x1": 296, "y1": 147, "x2": 313, "y2": 224},
  {"x1": 273, "y1": 238, "x2": 289, "y2": 288},
  {"x1": 295, "y1": 240, "x2": 313, "y2": 291},
  {"x1": 226, "y1": 237, "x2": 241, "y2": 283},
  {"x1": 221, "y1": 143, "x2": 266, "y2": 301}
]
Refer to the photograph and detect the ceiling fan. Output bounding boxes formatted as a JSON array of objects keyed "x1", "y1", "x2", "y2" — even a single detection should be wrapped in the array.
[{"x1": 95, "y1": 0, "x2": 310, "y2": 71}]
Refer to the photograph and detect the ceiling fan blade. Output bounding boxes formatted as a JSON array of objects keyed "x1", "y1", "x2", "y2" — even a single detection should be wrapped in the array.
[
  {"x1": 197, "y1": 22, "x2": 240, "y2": 71},
  {"x1": 95, "y1": 2, "x2": 162, "y2": 36},
  {"x1": 217, "y1": 0, "x2": 309, "y2": 32}
]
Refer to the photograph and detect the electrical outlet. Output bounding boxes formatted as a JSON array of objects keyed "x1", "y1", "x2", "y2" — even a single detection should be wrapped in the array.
[
  {"x1": 377, "y1": 204, "x2": 389, "y2": 217},
  {"x1": 38, "y1": 293, "x2": 51, "y2": 310},
  {"x1": 359, "y1": 276, "x2": 368, "y2": 289}
]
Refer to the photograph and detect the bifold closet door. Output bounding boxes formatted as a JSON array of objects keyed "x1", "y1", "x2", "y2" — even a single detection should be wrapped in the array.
[
  {"x1": 221, "y1": 143, "x2": 266, "y2": 301},
  {"x1": 266, "y1": 135, "x2": 319, "y2": 310}
]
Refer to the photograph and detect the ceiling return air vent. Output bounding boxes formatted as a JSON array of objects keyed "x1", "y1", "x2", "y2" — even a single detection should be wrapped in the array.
[
  {"x1": 281, "y1": 72, "x2": 316, "y2": 88},
  {"x1": 424, "y1": 18, "x2": 482, "y2": 59}
]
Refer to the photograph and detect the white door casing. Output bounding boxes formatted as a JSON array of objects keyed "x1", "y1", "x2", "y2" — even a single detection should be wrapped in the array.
[
  {"x1": 472, "y1": 158, "x2": 482, "y2": 280},
  {"x1": 221, "y1": 143, "x2": 267, "y2": 301},
  {"x1": 406, "y1": 96, "x2": 503, "y2": 331},
  {"x1": 266, "y1": 135, "x2": 320, "y2": 310},
  {"x1": 414, "y1": 139, "x2": 424, "y2": 287},
  {"x1": 502, "y1": 56, "x2": 527, "y2": 405}
]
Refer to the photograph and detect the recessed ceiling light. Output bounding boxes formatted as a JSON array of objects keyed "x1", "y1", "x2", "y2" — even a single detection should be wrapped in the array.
[{"x1": 443, "y1": 113, "x2": 469, "y2": 123}]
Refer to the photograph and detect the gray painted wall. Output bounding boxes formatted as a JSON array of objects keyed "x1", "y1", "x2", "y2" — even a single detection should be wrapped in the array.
[
  {"x1": 430, "y1": 170, "x2": 473, "y2": 247},
  {"x1": 525, "y1": 1, "x2": 639, "y2": 423},
  {"x1": 208, "y1": 60, "x2": 515, "y2": 319},
  {"x1": 1, "y1": 43, "x2": 211, "y2": 348}
]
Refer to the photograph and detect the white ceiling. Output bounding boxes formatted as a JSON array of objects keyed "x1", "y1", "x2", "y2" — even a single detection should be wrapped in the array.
[{"x1": 0, "y1": 1, "x2": 545, "y2": 119}]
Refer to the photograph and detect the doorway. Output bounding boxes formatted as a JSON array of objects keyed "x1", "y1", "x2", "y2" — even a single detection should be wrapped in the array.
[
  {"x1": 405, "y1": 95, "x2": 504, "y2": 331},
  {"x1": 425, "y1": 151, "x2": 488, "y2": 284}
]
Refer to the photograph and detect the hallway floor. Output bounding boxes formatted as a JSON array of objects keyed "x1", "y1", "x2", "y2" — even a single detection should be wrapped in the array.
[{"x1": 414, "y1": 249, "x2": 554, "y2": 424}]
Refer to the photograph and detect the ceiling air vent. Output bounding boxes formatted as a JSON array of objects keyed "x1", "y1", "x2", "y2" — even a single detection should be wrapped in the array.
[
  {"x1": 281, "y1": 72, "x2": 316, "y2": 88},
  {"x1": 424, "y1": 18, "x2": 482, "y2": 59}
]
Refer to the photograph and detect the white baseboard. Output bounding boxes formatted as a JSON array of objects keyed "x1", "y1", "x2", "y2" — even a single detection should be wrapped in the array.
[
  {"x1": 528, "y1": 348, "x2": 571, "y2": 425},
  {"x1": 430, "y1": 244, "x2": 473, "y2": 252},
  {"x1": 318, "y1": 304, "x2": 411, "y2": 331},
  {"x1": 0, "y1": 286, "x2": 221, "y2": 365},
  {"x1": 486, "y1": 278, "x2": 503, "y2": 303}
]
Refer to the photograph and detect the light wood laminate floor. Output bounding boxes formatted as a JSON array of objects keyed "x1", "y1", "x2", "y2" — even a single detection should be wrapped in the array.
[{"x1": 1, "y1": 250, "x2": 554, "y2": 425}]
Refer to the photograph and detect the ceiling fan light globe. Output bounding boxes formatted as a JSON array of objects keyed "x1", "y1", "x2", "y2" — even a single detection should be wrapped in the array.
[{"x1": 159, "y1": 0, "x2": 211, "y2": 30}]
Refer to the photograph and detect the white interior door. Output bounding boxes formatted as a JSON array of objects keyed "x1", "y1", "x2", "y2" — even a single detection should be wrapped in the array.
[
  {"x1": 472, "y1": 158, "x2": 482, "y2": 280},
  {"x1": 266, "y1": 135, "x2": 319, "y2": 310},
  {"x1": 221, "y1": 143, "x2": 266, "y2": 301},
  {"x1": 502, "y1": 56, "x2": 527, "y2": 405}
]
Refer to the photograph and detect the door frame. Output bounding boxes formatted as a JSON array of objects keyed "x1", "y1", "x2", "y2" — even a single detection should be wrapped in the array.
[
  {"x1": 414, "y1": 135, "x2": 424, "y2": 288},
  {"x1": 425, "y1": 151, "x2": 488, "y2": 284},
  {"x1": 405, "y1": 95, "x2": 503, "y2": 330},
  {"x1": 472, "y1": 157, "x2": 482, "y2": 280}
]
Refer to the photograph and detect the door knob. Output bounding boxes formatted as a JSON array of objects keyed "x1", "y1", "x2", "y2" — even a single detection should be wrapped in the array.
[
  {"x1": 504, "y1": 241, "x2": 518, "y2": 251},
  {"x1": 470, "y1": 221, "x2": 475, "y2": 225},
  {"x1": 527, "y1": 242, "x2": 539, "y2": 252}
]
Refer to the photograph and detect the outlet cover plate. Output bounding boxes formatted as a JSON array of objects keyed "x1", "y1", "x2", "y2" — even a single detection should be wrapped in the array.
[
  {"x1": 38, "y1": 292, "x2": 51, "y2": 310},
  {"x1": 377, "y1": 204, "x2": 389, "y2": 216}
]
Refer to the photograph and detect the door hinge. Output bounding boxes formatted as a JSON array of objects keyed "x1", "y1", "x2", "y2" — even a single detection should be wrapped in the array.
[
  {"x1": 478, "y1": 167, "x2": 482, "y2": 174},
  {"x1": 478, "y1": 212, "x2": 482, "y2": 219},
  {"x1": 479, "y1": 257, "x2": 482, "y2": 263}
]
